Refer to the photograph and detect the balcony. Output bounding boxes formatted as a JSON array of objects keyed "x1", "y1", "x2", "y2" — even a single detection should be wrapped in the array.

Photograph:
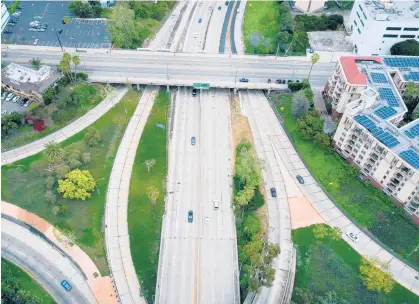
[
  {"x1": 364, "y1": 164, "x2": 373, "y2": 171},
  {"x1": 394, "y1": 173, "x2": 403, "y2": 180},
  {"x1": 389, "y1": 178, "x2": 400, "y2": 186},
  {"x1": 351, "y1": 135, "x2": 358, "y2": 140},
  {"x1": 370, "y1": 153, "x2": 379, "y2": 160},
  {"x1": 386, "y1": 183, "x2": 396, "y2": 191},
  {"x1": 368, "y1": 158, "x2": 376, "y2": 164}
]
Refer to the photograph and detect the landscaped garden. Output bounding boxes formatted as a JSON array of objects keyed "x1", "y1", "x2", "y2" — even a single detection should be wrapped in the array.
[
  {"x1": 292, "y1": 224, "x2": 419, "y2": 303},
  {"x1": 1, "y1": 88, "x2": 140, "y2": 275},
  {"x1": 1, "y1": 258, "x2": 56, "y2": 304},
  {"x1": 128, "y1": 90, "x2": 169, "y2": 303},
  {"x1": 272, "y1": 92, "x2": 419, "y2": 270}
]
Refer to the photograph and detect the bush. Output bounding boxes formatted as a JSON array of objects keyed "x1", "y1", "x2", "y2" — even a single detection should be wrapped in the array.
[
  {"x1": 9, "y1": 0, "x2": 20, "y2": 14},
  {"x1": 57, "y1": 169, "x2": 96, "y2": 200},
  {"x1": 390, "y1": 39, "x2": 419, "y2": 56},
  {"x1": 71, "y1": 83, "x2": 98, "y2": 106},
  {"x1": 55, "y1": 164, "x2": 70, "y2": 179},
  {"x1": 43, "y1": 87, "x2": 57, "y2": 105},
  {"x1": 45, "y1": 176, "x2": 55, "y2": 190},
  {"x1": 58, "y1": 204, "x2": 70, "y2": 216},
  {"x1": 27, "y1": 103, "x2": 40, "y2": 113},
  {"x1": 82, "y1": 152, "x2": 91, "y2": 165},
  {"x1": 84, "y1": 127, "x2": 101, "y2": 146},
  {"x1": 69, "y1": 1, "x2": 102, "y2": 18},
  {"x1": 63, "y1": 16, "x2": 70, "y2": 24},
  {"x1": 1, "y1": 112, "x2": 24, "y2": 136},
  {"x1": 69, "y1": 159, "x2": 81, "y2": 170},
  {"x1": 45, "y1": 190, "x2": 57, "y2": 204},
  {"x1": 288, "y1": 79, "x2": 310, "y2": 92}
]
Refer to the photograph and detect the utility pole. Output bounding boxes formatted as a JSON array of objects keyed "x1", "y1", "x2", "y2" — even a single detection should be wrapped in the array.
[{"x1": 53, "y1": 22, "x2": 64, "y2": 52}]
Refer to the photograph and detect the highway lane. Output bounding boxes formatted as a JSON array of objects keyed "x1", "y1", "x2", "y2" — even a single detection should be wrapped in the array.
[
  {"x1": 156, "y1": 88, "x2": 239, "y2": 304},
  {"x1": 204, "y1": 2, "x2": 227, "y2": 53},
  {"x1": 1, "y1": 219, "x2": 93, "y2": 304}
]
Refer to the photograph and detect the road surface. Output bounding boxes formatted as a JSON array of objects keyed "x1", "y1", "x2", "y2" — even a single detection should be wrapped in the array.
[
  {"x1": 1, "y1": 218, "x2": 95, "y2": 304},
  {"x1": 155, "y1": 87, "x2": 239, "y2": 304}
]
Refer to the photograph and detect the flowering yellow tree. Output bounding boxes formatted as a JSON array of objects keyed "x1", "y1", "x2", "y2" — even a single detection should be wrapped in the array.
[{"x1": 58, "y1": 169, "x2": 96, "y2": 200}]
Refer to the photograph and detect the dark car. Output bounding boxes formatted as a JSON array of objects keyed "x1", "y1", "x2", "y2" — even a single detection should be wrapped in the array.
[
  {"x1": 239, "y1": 78, "x2": 249, "y2": 83},
  {"x1": 218, "y1": 6, "x2": 222, "y2": 10},
  {"x1": 225, "y1": 1, "x2": 229, "y2": 5},
  {"x1": 188, "y1": 210, "x2": 193, "y2": 223},
  {"x1": 270, "y1": 187, "x2": 277, "y2": 197},
  {"x1": 3, "y1": 30, "x2": 12, "y2": 34},
  {"x1": 276, "y1": 79, "x2": 281, "y2": 84},
  {"x1": 192, "y1": 88, "x2": 197, "y2": 96},
  {"x1": 191, "y1": 136, "x2": 196, "y2": 145},
  {"x1": 61, "y1": 280, "x2": 72, "y2": 291},
  {"x1": 198, "y1": 18, "x2": 202, "y2": 23},
  {"x1": 267, "y1": 79, "x2": 271, "y2": 83},
  {"x1": 296, "y1": 175, "x2": 305, "y2": 184}
]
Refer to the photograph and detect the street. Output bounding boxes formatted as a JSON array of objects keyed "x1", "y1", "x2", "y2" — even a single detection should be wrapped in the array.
[{"x1": 155, "y1": 87, "x2": 239, "y2": 304}]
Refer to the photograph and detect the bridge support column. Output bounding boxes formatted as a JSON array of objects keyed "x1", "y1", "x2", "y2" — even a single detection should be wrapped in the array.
[
  {"x1": 136, "y1": 84, "x2": 140, "y2": 91},
  {"x1": 267, "y1": 88, "x2": 271, "y2": 94},
  {"x1": 167, "y1": 85, "x2": 170, "y2": 92},
  {"x1": 234, "y1": 88, "x2": 237, "y2": 94}
]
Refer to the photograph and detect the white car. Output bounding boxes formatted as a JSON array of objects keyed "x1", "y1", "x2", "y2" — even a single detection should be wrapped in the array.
[
  {"x1": 1, "y1": 92, "x2": 8, "y2": 99},
  {"x1": 205, "y1": 217, "x2": 210, "y2": 224},
  {"x1": 346, "y1": 231, "x2": 359, "y2": 242},
  {"x1": 33, "y1": 39, "x2": 39, "y2": 45},
  {"x1": 24, "y1": 101, "x2": 32, "y2": 108},
  {"x1": 11, "y1": 96, "x2": 20, "y2": 103},
  {"x1": 193, "y1": 32, "x2": 198, "y2": 38},
  {"x1": 199, "y1": 40, "x2": 202, "y2": 46},
  {"x1": 5, "y1": 93, "x2": 14, "y2": 101}
]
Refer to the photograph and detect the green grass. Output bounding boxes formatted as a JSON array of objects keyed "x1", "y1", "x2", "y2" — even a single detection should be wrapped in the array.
[
  {"x1": 128, "y1": 90, "x2": 169, "y2": 303},
  {"x1": 292, "y1": 225, "x2": 419, "y2": 303},
  {"x1": 274, "y1": 93, "x2": 419, "y2": 269},
  {"x1": 1, "y1": 258, "x2": 57, "y2": 304},
  {"x1": 1, "y1": 89, "x2": 140, "y2": 275},
  {"x1": 243, "y1": 1, "x2": 281, "y2": 54},
  {"x1": 2, "y1": 84, "x2": 104, "y2": 151}
]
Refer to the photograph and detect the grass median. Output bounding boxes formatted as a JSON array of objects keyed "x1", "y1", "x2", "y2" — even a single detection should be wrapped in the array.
[
  {"x1": 1, "y1": 89, "x2": 140, "y2": 275},
  {"x1": 128, "y1": 90, "x2": 169, "y2": 303},
  {"x1": 1, "y1": 258, "x2": 57, "y2": 304},
  {"x1": 292, "y1": 224, "x2": 419, "y2": 303},
  {"x1": 273, "y1": 93, "x2": 419, "y2": 269}
]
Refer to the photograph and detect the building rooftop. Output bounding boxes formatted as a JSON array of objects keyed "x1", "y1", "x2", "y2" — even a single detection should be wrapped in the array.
[
  {"x1": 361, "y1": 0, "x2": 419, "y2": 22},
  {"x1": 1, "y1": 63, "x2": 61, "y2": 94}
]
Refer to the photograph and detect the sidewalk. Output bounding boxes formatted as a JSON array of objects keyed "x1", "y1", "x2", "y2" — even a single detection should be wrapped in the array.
[
  {"x1": 1, "y1": 201, "x2": 117, "y2": 304},
  {"x1": 104, "y1": 87, "x2": 158, "y2": 304},
  {"x1": 1, "y1": 87, "x2": 128, "y2": 166}
]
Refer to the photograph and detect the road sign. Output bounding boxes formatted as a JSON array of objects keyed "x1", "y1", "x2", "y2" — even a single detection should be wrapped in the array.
[{"x1": 193, "y1": 83, "x2": 210, "y2": 89}]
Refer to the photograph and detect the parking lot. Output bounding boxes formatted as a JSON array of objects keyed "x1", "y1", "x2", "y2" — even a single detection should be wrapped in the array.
[
  {"x1": 1, "y1": 94, "x2": 29, "y2": 116},
  {"x1": 2, "y1": 1, "x2": 111, "y2": 49}
]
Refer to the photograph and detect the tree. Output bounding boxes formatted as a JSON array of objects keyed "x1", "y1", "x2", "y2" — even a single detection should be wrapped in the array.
[
  {"x1": 1, "y1": 112, "x2": 24, "y2": 136},
  {"x1": 292, "y1": 91, "x2": 310, "y2": 119},
  {"x1": 82, "y1": 152, "x2": 91, "y2": 165},
  {"x1": 45, "y1": 176, "x2": 55, "y2": 190},
  {"x1": 147, "y1": 185, "x2": 159, "y2": 205},
  {"x1": 390, "y1": 39, "x2": 419, "y2": 56},
  {"x1": 72, "y1": 55, "x2": 80, "y2": 80},
  {"x1": 55, "y1": 164, "x2": 70, "y2": 179},
  {"x1": 58, "y1": 52, "x2": 73, "y2": 83},
  {"x1": 58, "y1": 169, "x2": 96, "y2": 200},
  {"x1": 84, "y1": 127, "x2": 101, "y2": 146},
  {"x1": 30, "y1": 58, "x2": 41, "y2": 70},
  {"x1": 58, "y1": 204, "x2": 70, "y2": 216},
  {"x1": 308, "y1": 52, "x2": 320, "y2": 79},
  {"x1": 108, "y1": 4, "x2": 139, "y2": 49},
  {"x1": 315, "y1": 133, "x2": 331, "y2": 148},
  {"x1": 43, "y1": 87, "x2": 57, "y2": 105},
  {"x1": 69, "y1": 0, "x2": 94, "y2": 18},
  {"x1": 44, "y1": 142, "x2": 66, "y2": 164},
  {"x1": 243, "y1": 213, "x2": 261, "y2": 237},
  {"x1": 144, "y1": 159, "x2": 156, "y2": 173},
  {"x1": 297, "y1": 112, "x2": 324, "y2": 139},
  {"x1": 403, "y1": 82, "x2": 419, "y2": 120},
  {"x1": 45, "y1": 190, "x2": 57, "y2": 204},
  {"x1": 359, "y1": 257, "x2": 394, "y2": 293}
]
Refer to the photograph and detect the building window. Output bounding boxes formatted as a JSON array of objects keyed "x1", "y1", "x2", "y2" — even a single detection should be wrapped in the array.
[
  {"x1": 403, "y1": 27, "x2": 419, "y2": 31},
  {"x1": 386, "y1": 27, "x2": 401, "y2": 31},
  {"x1": 383, "y1": 34, "x2": 398, "y2": 38},
  {"x1": 408, "y1": 196, "x2": 412, "y2": 200},
  {"x1": 362, "y1": 12, "x2": 367, "y2": 20},
  {"x1": 359, "y1": 4, "x2": 363, "y2": 12},
  {"x1": 360, "y1": 19, "x2": 365, "y2": 27},
  {"x1": 383, "y1": 175, "x2": 386, "y2": 179},
  {"x1": 354, "y1": 20, "x2": 358, "y2": 26},
  {"x1": 400, "y1": 35, "x2": 416, "y2": 38},
  {"x1": 340, "y1": 137, "x2": 344, "y2": 141},
  {"x1": 356, "y1": 11, "x2": 361, "y2": 18},
  {"x1": 358, "y1": 28, "x2": 361, "y2": 34}
]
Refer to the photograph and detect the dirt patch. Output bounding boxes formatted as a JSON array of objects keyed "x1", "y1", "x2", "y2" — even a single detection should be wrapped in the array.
[
  {"x1": 288, "y1": 196, "x2": 324, "y2": 229},
  {"x1": 230, "y1": 93, "x2": 268, "y2": 237}
]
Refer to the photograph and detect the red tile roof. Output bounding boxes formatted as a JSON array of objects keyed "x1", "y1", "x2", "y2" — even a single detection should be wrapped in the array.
[{"x1": 339, "y1": 56, "x2": 382, "y2": 85}]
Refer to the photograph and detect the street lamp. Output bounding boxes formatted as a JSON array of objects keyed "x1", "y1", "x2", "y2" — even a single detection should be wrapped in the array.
[{"x1": 53, "y1": 23, "x2": 64, "y2": 52}]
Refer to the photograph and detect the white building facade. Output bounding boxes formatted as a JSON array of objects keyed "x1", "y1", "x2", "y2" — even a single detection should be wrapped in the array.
[
  {"x1": 325, "y1": 55, "x2": 419, "y2": 224},
  {"x1": 1, "y1": 2, "x2": 9, "y2": 32},
  {"x1": 347, "y1": 0, "x2": 419, "y2": 55}
]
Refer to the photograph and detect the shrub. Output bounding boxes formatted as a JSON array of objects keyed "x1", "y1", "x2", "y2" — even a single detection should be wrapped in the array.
[
  {"x1": 82, "y1": 152, "x2": 91, "y2": 165},
  {"x1": 57, "y1": 169, "x2": 96, "y2": 200},
  {"x1": 55, "y1": 164, "x2": 70, "y2": 179},
  {"x1": 43, "y1": 87, "x2": 57, "y2": 105},
  {"x1": 1, "y1": 112, "x2": 24, "y2": 136},
  {"x1": 58, "y1": 204, "x2": 70, "y2": 216},
  {"x1": 45, "y1": 190, "x2": 57, "y2": 204},
  {"x1": 27, "y1": 103, "x2": 40, "y2": 113},
  {"x1": 390, "y1": 39, "x2": 419, "y2": 56},
  {"x1": 63, "y1": 16, "x2": 70, "y2": 24},
  {"x1": 247, "y1": 188, "x2": 265, "y2": 212},
  {"x1": 84, "y1": 127, "x2": 101, "y2": 146},
  {"x1": 69, "y1": 159, "x2": 81, "y2": 170},
  {"x1": 45, "y1": 176, "x2": 55, "y2": 190},
  {"x1": 67, "y1": 150, "x2": 81, "y2": 162}
]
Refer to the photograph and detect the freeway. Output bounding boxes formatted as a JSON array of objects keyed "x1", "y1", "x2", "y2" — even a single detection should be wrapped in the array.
[
  {"x1": 156, "y1": 88, "x2": 239, "y2": 304},
  {"x1": 1, "y1": 218, "x2": 94, "y2": 304},
  {"x1": 2, "y1": 49, "x2": 335, "y2": 87}
]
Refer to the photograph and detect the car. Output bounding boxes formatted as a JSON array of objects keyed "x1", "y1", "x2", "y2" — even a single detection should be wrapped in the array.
[
  {"x1": 3, "y1": 30, "x2": 12, "y2": 34},
  {"x1": 267, "y1": 79, "x2": 271, "y2": 83},
  {"x1": 24, "y1": 101, "x2": 32, "y2": 108},
  {"x1": 37, "y1": 28, "x2": 46, "y2": 32},
  {"x1": 29, "y1": 28, "x2": 37, "y2": 31},
  {"x1": 198, "y1": 18, "x2": 202, "y2": 23},
  {"x1": 296, "y1": 175, "x2": 305, "y2": 184},
  {"x1": 193, "y1": 32, "x2": 198, "y2": 38},
  {"x1": 192, "y1": 88, "x2": 197, "y2": 96},
  {"x1": 287, "y1": 80, "x2": 292, "y2": 83},
  {"x1": 199, "y1": 40, "x2": 202, "y2": 46},
  {"x1": 1, "y1": 92, "x2": 8, "y2": 99},
  {"x1": 61, "y1": 280, "x2": 72, "y2": 291},
  {"x1": 346, "y1": 231, "x2": 358, "y2": 242},
  {"x1": 270, "y1": 187, "x2": 277, "y2": 197},
  {"x1": 237, "y1": 9, "x2": 240, "y2": 13},
  {"x1": 191, "y1": 136, "x2": 196, "y2": 145},
  {"x1": 188, "y1": 210, "x2": 193, "y2": 223},
  {"x1": 7, "y1": 22, "x2": 16, "y2": 26},
  {"x1": 33, "y1": 39, "x2": 39, "y2": 45},
  {"x1": 239, "y1": 78, "x2": 249, "y2": 83},
  {"x1": 6, "y1": 93, "x2": 14, "y2": 101},
  {"x1": 1, "y1": 110, "x2": 7, "y2": 116},
  {"x1": 171, "y1": 13, "x2": 176, "y2": 18},
  {"x1": 225, "y1": 1, "x2": 229, "y2": 5},
  {"x1": 276, "y1": 79, "x2": 282, "y2": 84},
  {"x1": 19, "y1": 99, "x2": 26, "y2": 106},
  {"x1": 11, "y1": 96, "x2": 20, "y2": 103},
  {"x1": 199, "y1": 1, "x2": 202, "y2": 6},
  {"x1": 218, "y1": 6, "x2": 222, "y2": 10},
  {"x1": 205, "y1": 217, "x2": 210, "y2": 224}
]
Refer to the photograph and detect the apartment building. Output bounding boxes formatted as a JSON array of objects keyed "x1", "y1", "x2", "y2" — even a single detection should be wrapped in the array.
[
  {"x1": 327, "y1": 56, "x2": 419, "y2": 223},
  {"x1": 1, "y1": 2, "x2": 9, "y2": 32},
  {"x1": 347, "y1": 0, "x2": 419, "y2": 55}
]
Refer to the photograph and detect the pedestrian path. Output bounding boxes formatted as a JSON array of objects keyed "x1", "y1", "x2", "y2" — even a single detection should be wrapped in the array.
[
  {"x1": 1, "y1": 87, "x2": 128, "y2": 166},
  {"x1": 104, "y1": 87, "x2": 158, "y2": 304},
  {"x1": 1, "y1": 201, "x2": 117, "y2": 304}
]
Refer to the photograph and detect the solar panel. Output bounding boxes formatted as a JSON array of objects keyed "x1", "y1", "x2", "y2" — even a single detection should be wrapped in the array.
[
  {"x1": 354, "y1": 115, "x2": 400, "y2": 148},
  {"x1": 374, "y1": 106, "x2": 397, "y2": 119},
  {"x1": 384, "y1": 57, "x2": 419, "y2": 68},
  {"x1": 404, "y1": 123, "x2": 419, "y2": 139},
  {"x1": 400, "y1": 149, "x2": 419, "y2": 169},
  {"x1": 378, "y1": 87, "x2": 400, "y2": 107},
  {"x1": 404, "y1": 72, "x2": 419, "y2": 81},
  {"x1": 371, "y1": 72, "x2": 388, "y2": 83}
]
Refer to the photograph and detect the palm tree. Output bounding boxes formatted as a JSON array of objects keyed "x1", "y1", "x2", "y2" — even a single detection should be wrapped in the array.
[
  {"x1": 58, "y1": 52, "x2": 73, "y2": 83},
  {"x1": 308, "y1": 52, "x2": 320, "y2": 80},
  {"x1": 44, "y1": 142, "x2": 66, "y2": 164},
  {"x1": 72, "y1": 55, "x2": 80, "y2": 81}
]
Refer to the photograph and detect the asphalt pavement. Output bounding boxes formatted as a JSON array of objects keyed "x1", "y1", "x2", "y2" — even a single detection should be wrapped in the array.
[{"x1": 155, "y1": 87, "x2": 239, "y2": 304}]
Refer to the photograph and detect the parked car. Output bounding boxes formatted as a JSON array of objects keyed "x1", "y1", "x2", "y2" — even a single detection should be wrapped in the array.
[
  {"x1": 5, "y1": 93, "x2": 14, "y2": 101},
  {"x1": 60, "y1": 280, "x2": 72, "y2": 291},
  {"x1": 270, "y1": 187, "x2": 277, "y2": 197},
  {"x1": 296, "y1": 175, "x2": 305, "y2": 184},
  {"x1": 218, "y1": 6, "x2": 222, "y2": 10},
  {"x1": 24, "y1": 101, "x2": 32, "y2": 108},
  {"x1": 198, "y1": 18, "x2": 202, "y2": 23},
  {"x1": 193, "y1": 32, "x2": 198, "y2": 38},
  {"x1": 188, "y1": 210, "x2": 193, "y2": 223},
  {"x1": 191, "y1": 136, "x2": 196, "y2": 145},
  {"x1": 276, "y1": 79, "x2": 282, "y2": 84},
  {"x1": 11, "y1": 96, "x2": 20, "y2": 103},
  {"x1": 3, "y1": 30, "x2": 12, "y2": 34},
  {"x1": 1, "y1": 92, "x2": 8, "y2": 99},
  {"x1": 33, "y1": 39, "x2": 39, "y2": 45},
  {"x1": 225, "y1": 1, "x2": 229, "y2": 5},
  {"x1": 192, "y1": 88, "x2": 197, "y2": 96},
  {"x1": 346, "y1": 231, "x2": 358, "y2": 242},
  {"x1": 19, "y1": 99, "x2": 26, "y2": 106},
  {"x1": 239, "y1": 78, "x2": 249, "y2": 83}
]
